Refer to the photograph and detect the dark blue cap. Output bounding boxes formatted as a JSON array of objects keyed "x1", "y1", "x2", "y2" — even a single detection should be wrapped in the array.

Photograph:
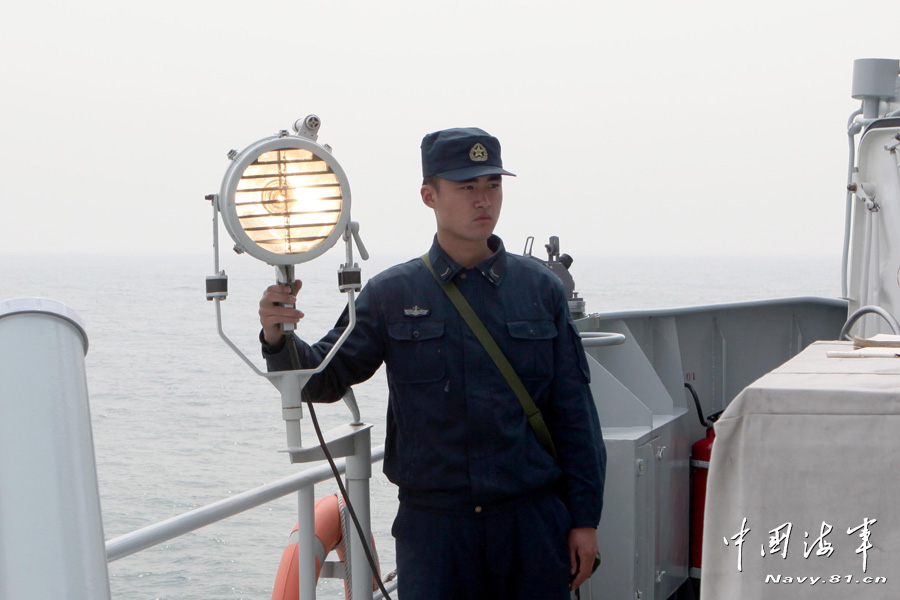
[{"x1": 421, "y1": 127, "x2": 516, "y2": 181}]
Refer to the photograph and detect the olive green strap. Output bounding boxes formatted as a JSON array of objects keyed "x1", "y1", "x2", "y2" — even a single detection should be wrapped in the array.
[{"x1": 421, "y1": 253, "x2": 558, "y2": 460}]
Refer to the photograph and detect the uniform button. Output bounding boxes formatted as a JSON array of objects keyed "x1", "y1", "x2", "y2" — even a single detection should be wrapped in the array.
[
  {"x1": 474, "y1": 506, "x2": 482, "y2": 513},
  {"x1": 412, "y1": 331, "x2": 419, "y2": 338},
  {"x1": 530, "y1": 330, "x2": 536, "y2": 336},
  {"x1": 459, "y1": 273, "x2": 467, "y2": 279}
]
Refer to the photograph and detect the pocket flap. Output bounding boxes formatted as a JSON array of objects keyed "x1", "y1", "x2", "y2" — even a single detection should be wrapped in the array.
[{"x1": 388, "y1": 320, "x2": 445, "y2": 341}]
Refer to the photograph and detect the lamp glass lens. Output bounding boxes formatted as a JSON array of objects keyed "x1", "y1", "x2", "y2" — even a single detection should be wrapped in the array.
[{"x1": 234, "y1": 148, "x2": 343, "y2": 255}]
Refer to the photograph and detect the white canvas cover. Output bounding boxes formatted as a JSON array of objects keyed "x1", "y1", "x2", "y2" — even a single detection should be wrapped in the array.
[{"x1": 701, "y1": 340, "x2": 900, "y2": 598}]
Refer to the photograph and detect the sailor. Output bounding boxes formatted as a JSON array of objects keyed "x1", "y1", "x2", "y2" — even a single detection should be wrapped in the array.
[{"x1": 258, "y1": 127, "x2": 605, "y2": 599}]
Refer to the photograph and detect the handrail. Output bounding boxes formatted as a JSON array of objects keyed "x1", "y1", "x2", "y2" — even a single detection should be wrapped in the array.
[
  {"x1": 374, "y1": 579, "x2": 399, "y2": 600},
  {"x1": 106, "y1": 445, "x2": 386, "y2": 562},
  {"x1": 839, "y1": 305, "x2": 900, "y2": 340},
  {"x1": 579, "y1": 332, "x2": 626, "y2": 348},
  {"x1": 581, "y1": 296, "x2": 847, "y2": 322},
  {"x1": 842, "y1": 106, "x2": 864, "y2": 298}
]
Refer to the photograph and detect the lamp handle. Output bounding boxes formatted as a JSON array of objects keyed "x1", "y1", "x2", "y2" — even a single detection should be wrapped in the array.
[
  {"x1": 346, "y1": 221, "x2": 369, "y2": 261},
  {"x1": 275, "y1": 264, "x2": 297, "y2": 333}
]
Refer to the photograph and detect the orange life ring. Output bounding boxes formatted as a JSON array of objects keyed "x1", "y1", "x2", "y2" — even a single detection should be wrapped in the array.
[{"x1": 271, "y1": 494, "x2": 380, "y2": 600}]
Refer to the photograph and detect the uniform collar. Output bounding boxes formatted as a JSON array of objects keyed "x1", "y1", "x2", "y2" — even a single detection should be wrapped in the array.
[{"x1": 427, "y1": 235, "x2": 507, "y2": 287}]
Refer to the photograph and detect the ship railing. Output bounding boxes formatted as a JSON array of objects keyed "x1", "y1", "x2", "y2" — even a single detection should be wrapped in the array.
[{"x1": 105, "y1": 444, "x2": 394, "y2": 600}]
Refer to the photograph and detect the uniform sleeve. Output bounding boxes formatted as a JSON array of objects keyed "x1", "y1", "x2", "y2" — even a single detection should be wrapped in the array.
[
  {"x1": 545, "y1": 289, "x2": 606, "y2": 528},
  {"x1": 261, "y1": 282, "x2": 386, "y2": 403}
]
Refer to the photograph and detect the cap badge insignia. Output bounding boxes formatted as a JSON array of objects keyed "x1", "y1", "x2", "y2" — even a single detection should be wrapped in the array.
[
  {"x1": 469, "y1": 143, "x2": 488, "y2": 162},
  {"x1": 404, "y1": 306, "x2": 430, "y2": 317}
]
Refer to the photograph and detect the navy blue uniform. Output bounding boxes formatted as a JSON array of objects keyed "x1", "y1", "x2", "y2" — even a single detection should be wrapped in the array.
[{"x1": 263, "y1": 235, "x2": 605, "y2": 599}]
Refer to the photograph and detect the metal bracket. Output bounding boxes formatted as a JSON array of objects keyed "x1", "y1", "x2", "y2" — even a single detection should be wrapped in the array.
[
  {"x1": 851, "y1": 172, "x2": 879, "y2": 211},
  {"x1": 284, "y1": 423, "x2": 373, "y2": 464}
]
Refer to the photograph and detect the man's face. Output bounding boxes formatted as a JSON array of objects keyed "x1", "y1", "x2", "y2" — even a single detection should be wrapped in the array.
[{"x1": 421, "y1": 174, "x2": 503, "y2": 246}]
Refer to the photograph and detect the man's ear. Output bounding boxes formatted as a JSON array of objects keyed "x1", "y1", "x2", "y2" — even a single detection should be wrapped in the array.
[{"x1": 421, "y1": 184, "x2": 436, "y2": 208}]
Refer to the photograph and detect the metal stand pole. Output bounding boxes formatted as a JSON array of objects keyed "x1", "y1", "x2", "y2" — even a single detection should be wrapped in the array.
[
  {"x1": 297, "y1": 485, "x2": 317, "y2": 600},
  {"x1": 279, "y1": 374, "x2": 305, "y2": 449},
  {"x1": 346, "y1": 426, "x2": 374, "y2": 600}
]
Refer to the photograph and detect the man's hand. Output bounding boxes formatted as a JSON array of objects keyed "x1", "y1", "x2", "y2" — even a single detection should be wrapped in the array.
[
  {"x1": 568, "y1": 526, "x2": 598, "y2": 591},
  {"x1": 258, "y1": 281, "x2": 304, "y2": 346}
]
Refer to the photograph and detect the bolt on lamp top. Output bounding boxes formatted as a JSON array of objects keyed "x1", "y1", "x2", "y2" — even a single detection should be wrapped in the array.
[{"x1": 294, "y1": 114, "x2": 321, "y2": 141}]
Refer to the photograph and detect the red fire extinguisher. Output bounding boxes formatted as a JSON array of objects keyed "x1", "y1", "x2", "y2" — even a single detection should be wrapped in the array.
[
  {"x1": 690, "y1": 425, "x2": 715, "y2": 578},
  {"x1": 686, "y1": 383, "x2": 722, "y2": 581}
]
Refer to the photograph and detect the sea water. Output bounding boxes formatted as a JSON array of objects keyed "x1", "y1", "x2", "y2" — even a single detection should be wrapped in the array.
[{"x1": 0, "y1": 251, "x2": 840, "y2": 600}]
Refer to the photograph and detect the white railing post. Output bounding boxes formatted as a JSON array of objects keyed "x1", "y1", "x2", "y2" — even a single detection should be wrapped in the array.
[
  {"x1": 347, "y1": 426, "x2": 374, "y2": 600},
  {"x1": 297, "y1": 484, "x2": 318, "y2": 600}
]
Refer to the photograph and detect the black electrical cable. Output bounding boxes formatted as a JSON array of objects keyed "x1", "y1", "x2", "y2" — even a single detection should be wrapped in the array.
[
  {"x1": 684, "y1": 382, "x2": 724, "y2": 427},
  {"x1": 286, "y1": 334, "x2": 394, "y2": 600},
  {"x1": 684, "y1": 383, "x2": 707, "y2": 428}
]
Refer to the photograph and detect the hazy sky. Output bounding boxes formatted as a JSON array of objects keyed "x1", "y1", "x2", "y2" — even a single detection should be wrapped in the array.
[{"x1": 2, "y1": 0, "x2": 899, "y2": 261}]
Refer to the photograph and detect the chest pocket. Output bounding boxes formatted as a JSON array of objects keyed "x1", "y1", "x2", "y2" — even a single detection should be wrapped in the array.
[
  {"x1": 506, "y1": 319, "x2": 557, "y2": 380},
  {"x1": 387, "y1": 320, "x2": 446, "y2": 384}
]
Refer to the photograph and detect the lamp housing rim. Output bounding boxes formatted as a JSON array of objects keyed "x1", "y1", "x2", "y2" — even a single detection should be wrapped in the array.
[{"x1": 219, "y1": 134, "x2": 352, "y2": 266}]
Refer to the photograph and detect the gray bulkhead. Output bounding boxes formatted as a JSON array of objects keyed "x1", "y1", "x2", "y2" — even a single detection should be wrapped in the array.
[{"x1": 574, "y1": 297, "x2": 845, "y2": 600}]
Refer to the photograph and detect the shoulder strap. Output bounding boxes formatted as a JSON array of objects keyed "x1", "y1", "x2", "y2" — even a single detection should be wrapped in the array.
[{"x1": 420, "y1": 253, "x2": 557, "y2": 460}]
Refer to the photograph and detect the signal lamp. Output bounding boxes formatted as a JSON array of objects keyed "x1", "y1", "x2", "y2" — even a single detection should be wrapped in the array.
[{"x1": 218, "y1": 115, "x2": 351, "y2": 266}]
